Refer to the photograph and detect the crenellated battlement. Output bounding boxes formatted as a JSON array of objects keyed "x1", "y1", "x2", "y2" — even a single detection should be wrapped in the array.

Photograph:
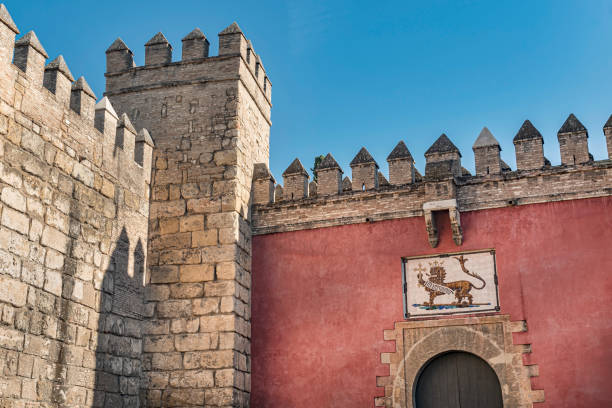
[
  {"x1": 252, "y1": 114, "x2": 612, "y2": 235},
  {"x1": 0, "y1": 3, "x2": 610, "y2": 407},
  {"x1": 104, "y1": 22, "x2": 272, "y2": 114},
  {"x1": 0, "y1": 5, "x2": 154, "y2": 195}
]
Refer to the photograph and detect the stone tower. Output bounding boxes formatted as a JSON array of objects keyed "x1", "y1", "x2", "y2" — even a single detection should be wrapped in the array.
[{"x1": 105, "y1": 23, "x2": 271, "y2": 406}]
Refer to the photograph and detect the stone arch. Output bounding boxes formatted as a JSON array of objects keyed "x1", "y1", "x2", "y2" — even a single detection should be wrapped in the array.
[{"x1": 376, "y1": 315, "x2": 543, "y2": 408}]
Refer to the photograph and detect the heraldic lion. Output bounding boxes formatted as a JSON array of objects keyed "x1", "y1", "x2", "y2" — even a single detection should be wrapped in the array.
[{"x1": 416, "y1": 255, "x2": 486, "y2": 307}]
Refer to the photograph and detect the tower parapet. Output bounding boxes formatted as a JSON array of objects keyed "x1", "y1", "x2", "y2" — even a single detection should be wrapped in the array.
[
  {"x1": 282, "y1": 158, "x2": 309, "y2": 199},
  {"x1": 182, "y1": 28, "x2": 209, "y2": 60},
  {"x1": 105, "y1": 38, "x2": 134, "y2": 73},
  {"x1": 350, "y1": 147, "x2": 379, "y2": 190},
  {"x1": 315, "y1": 153, "x2": 343, "y2": 195},
  {"x1": 387, "y1": 141, "x2": 415, "y2": 185},
  {"x1": 43, "y1": 55, "x2": 73, "y2": 106},
  {"x1": 557, "y1": 113, "x2": 590, "y2": 165},
  {"x1": 70, "y1": 76, "x2": 96, "y2": 121},
  {"x1": 424, "y1": 133, "x2": 462, "y2": 178},
  {"x1": 13, "y1": 31, "x2": 47, "y2": 86},
  {"x1": 473, "y1": 127, "x2": 501, "y2": 176},
  {"x1": 145, "y1": 32, "x2": 172, "y2": 66},
  {"x1": 253, "y1": 163, "x2": 275, "y2": 204},
  {"x1": 514, "y1": 120, "x2": 545, "y2": 170}
]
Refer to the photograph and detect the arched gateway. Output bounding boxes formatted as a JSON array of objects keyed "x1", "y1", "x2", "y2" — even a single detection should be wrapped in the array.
[{"x1": 414, "y1": 351, "x2": 503, "y2": 408}]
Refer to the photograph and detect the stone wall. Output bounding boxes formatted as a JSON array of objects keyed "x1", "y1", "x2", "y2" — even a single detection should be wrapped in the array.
[
  {"x1": 0, "y1": 6, "x2": 153, "y2": 407},
  {"x1": 104, "y1": 23, "x2": 271, "y2": 407}
]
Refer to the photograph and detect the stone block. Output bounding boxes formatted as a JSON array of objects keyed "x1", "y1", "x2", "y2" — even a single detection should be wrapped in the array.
[
  {"x1": 72, "y1": 161, "x2": 94, "y2": 187},
  {"x1": 215, "y1": 368, "x2": 235, "y2": 387},
  {"x1": 0, "y1": 248, "x2": 21, "y2": 278},
  {"x1": 205, "y1": 387, "x2": 235, "y2": 406},
  {"x1": 1, "y1": 186, "x2": 25, "y2": 212},
  {"x1": 100, "y1": 178, "x2": 115, "y2": 198},
  {"x1": 186, "y1": 198, "x2": 222, "y2": 214},
  {"x1": 192, "y1": 229, "x2": 217, "y2": 247},
  {"x1": 2, "y1": 206, "x2": 29, "y2": 234},
  {"x1": 0, "y1": 377, "x2": 21, "y2": 398},
  {"x1": 41, "y1": 226, "x2": 69, "y2": 254},
  {"x1": 151, "y1": 352, "x2": 182, "y2": 370},
  {"x1": 180, "y1": 264, "x2": 214, "y2": 283},
  {"x1": 216, "y1": 262, "x2": 237, "y2": 280},
  {"x1": 150, "y1": 200, "x2": 186, "y2": 218},
  {"x1": 146, "y1": 371, "x2": 169, "y2": 389},
  {"x1": 44, "y1": 249, "x2": 64, "y2": 270},
  {"x1": 143, "y1": 320, "x2": 170, "y2": 335},
  {"x1": 144, "y1": 335, "x2": 175, "y2": 353},
  {"x1": 180, "y1": 214, "x2": 204, "y2": 232},
  {"x1": 21, "y1": 260, "x2": 44, "y2": 288},
  {"x1": 160, "y1": 248, "x2": 201, "y2": 265},
  {"x1": 21, "y1": 378, "x2": 37, "y2": 400},
  {"x1": 201, "y1": 245, "x2": 237, "y2": 263},
  {"x1": 162, "y1": 389, "x2": 205, "y2": 406},
  {"x1": 205, "y1": 281, "x2": 236, "y2": 297},
  {"x1": 150, "y1": 265, "x2": 179, "y2": 284},
  {"x1": 28, "y1": 219, "x2": 43, "y2": 242},
  {"x1": 175, "y1": 333, "x2": 213, "y2": 351},
  {"x1": 199, "y1": 314, "x2": 235, "y2": 333},
  {"x1": 21, "y1": 129, "x2": 44, "y2": 157},
  {"x1": 159, "y1": 218, "x2": 179, "y2": 235},
  {"x1": 170, "y1": 318, "x2": 199, "y2": 334},
  {"x1": 169, "y1": 369, "x2": 214, "y2": 388},
  {"x1": 0, "y1": 275, "x2": 28, "y2": 307},
  {"x1": 192, "y1": 298, "x2": 219, "y2": 315},
  {"x1": 183, "y1": 350, "x2": 234, "y2": 370},
  {"x1": 170, "y1": 282, "x2": 204, "y2": 298},
  {"x1": 0, "y1": 163, "x2": 22, "y2": 189},
  {"x1": 152, "y1": 232, "x2": 191, "y2": 250},
  {"x1": 45, "y1": 207, "x2": 69, "y2": 234},
  {"x1": 145, "y1": 284, "x2": 170, "y2": 301},
  {"x1": 206, "y1": 212, "x2": 238, "y2": 229},
  {"x1": 0, "y1": 326, "x2": 24, "y2": 351},
  {"x1": 156, "y1": 299, "x2": 192, "y2": 318},
  {"x1": 23, "y1": 334, "x2": 50, "y2": 357}
]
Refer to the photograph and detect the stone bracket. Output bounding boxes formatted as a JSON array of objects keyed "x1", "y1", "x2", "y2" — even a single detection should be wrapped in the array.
[{"x1": 423, "y1": 199, "x2": 463, "y2": 247}]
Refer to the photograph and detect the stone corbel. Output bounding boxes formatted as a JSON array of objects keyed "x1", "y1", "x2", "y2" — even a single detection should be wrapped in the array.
[
  {"x1": 422, "y1": 199, "x2": 463, "y2": 247},
  {"x1": 423, "y1": 210, "x2": 438, "y2": 247}
]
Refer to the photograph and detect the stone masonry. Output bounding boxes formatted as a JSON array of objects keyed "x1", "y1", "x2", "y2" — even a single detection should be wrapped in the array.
[
  {"x1": 104, "y1": 21, "x2": 271, "y2": 407},
  {"x1": 1, "y1": 3, "x2": 612, "y2": 408},
  {"x1": 0, "y1": 4, "x2": 153, "y2": 407}
]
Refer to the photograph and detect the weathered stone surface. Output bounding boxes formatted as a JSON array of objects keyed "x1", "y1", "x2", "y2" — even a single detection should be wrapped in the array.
[
  {"x1": 0, "y1": 275, "x2": 28, "y2": 307},
  {"x1": 1, "y1": 186, "x2": 26, "y2": 211},
  {"x1": 4, "y1": 6, "x2": 607, "y2": 408}
]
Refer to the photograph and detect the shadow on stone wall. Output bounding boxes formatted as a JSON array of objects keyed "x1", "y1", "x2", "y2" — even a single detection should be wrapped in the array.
[
  {"x1": 93, "y1": 227, "x2": 145, "y2": 407},
  {"x1": 50, "y1": 198, "x2": 145, "y2": 406}
]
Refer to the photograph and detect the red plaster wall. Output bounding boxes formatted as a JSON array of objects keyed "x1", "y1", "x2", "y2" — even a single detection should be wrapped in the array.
[{"x1": 251, "y1": 196, "x2": 612, "y2": 407}]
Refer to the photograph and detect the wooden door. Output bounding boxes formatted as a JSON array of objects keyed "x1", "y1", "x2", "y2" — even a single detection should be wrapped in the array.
[{"x1": 414, "y1": 351, "x2": 503, "y2": 408}]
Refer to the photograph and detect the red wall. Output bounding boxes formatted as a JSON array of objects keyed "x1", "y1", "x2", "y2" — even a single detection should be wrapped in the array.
[{"x1": 251, "y1": 196, "x2": 612, "y2": 407}]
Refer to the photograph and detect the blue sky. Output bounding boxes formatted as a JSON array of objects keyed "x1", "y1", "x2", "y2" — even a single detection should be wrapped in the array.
[{"x1": 5, "y1": 0, "x2": 612, "y2": 180}]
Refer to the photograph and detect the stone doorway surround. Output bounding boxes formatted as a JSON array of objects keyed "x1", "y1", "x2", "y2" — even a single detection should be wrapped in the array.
[{"x1": 375, "y1": 315, "x2": 545, "y2": 408}]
